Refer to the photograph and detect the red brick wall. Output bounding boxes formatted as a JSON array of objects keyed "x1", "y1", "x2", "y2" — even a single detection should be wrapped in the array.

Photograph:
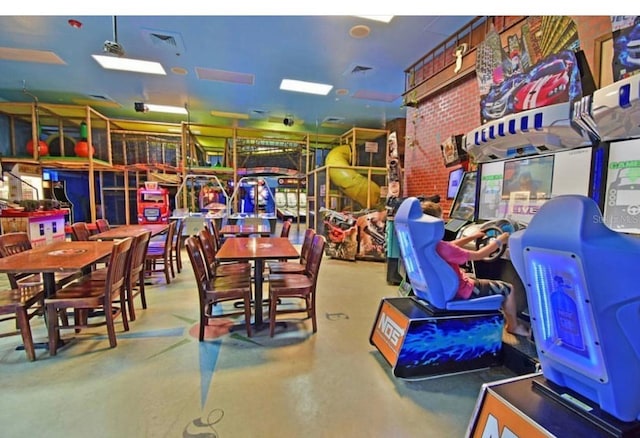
[
  {"x1": 403, "y1": 77, "x2": 481, "y2": 217},
  {"x1": 402, "y1": 16, "x2": 612, "y2": 218}
]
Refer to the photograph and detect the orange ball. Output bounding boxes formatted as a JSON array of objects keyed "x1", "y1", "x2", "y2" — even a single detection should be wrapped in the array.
[
  {"x1": 74, "y1": 140, "x2": 95, "y2": 157},
  {"x1": 26, "y1": 139, "x2": 49, "y2": 156}
]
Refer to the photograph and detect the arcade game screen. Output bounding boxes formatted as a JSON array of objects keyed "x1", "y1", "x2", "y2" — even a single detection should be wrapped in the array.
[
  {"x1": 477, "y1": 148, "x2": 592, "y2": 223},
  {"x1": 449, "y1": 171, "x2": 478, "y2": 221},
  {"x1": 604, "y1": 138, "x2": 640, "y2": 234},
  {"x1": 447, "y1": 167, "x2": 465, "y2": 199},
  {"x1": 502, "y1": 155, "x2": 554, "y2": 200}
]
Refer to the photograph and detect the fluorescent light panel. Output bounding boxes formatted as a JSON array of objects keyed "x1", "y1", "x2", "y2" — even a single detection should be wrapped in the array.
[
  {"x1": 92, "y1": 54, "x2": 166, "y2": 75},
  {"x1": 280, "y1": 79, "x2": 333, "y2": 96},
  {"x1": 145, "y1": 104, "x2": 188, "y2": 115},
  {"x1": 355, "y1": 16, "x2": 394, "y2": 23}
]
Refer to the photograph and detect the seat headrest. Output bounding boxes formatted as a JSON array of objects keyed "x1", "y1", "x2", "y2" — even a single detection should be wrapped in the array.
[
  {"x1": 395, "y1": 197, "x2": 458, "y2": 308},
  {"x1": 524, "y1": 195, "x2": 615, "y2": 242}
]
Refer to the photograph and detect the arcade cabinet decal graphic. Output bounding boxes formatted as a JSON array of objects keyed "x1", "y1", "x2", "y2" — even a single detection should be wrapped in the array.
[
  {"x1": 476, "y1": 17, "x2": 583, "y2": 124},
  {"x1": 611, "y1": 16, "x2": 640, "y2": 81}
]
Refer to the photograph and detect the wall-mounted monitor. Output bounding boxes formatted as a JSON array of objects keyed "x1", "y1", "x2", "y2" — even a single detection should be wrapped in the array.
[
  {"x1": 447, "y1": 167, "x2": 465, "y2": 199},
  {"x1": 603, "y1": 138, "x2": 640, "y2": 234},
  {"x1": 449, "y1": 171, "x2": 477, "y2": 221}
]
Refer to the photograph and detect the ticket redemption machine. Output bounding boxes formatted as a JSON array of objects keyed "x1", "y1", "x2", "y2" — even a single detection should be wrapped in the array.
[{"x1": 137, "y1": 182, "x2": 170, "y2": 224}]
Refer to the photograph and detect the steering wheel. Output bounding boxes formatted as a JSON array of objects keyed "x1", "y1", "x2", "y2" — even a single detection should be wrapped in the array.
[{"x1": 475, "y1": 225, "x2": 506, "y2": 261}]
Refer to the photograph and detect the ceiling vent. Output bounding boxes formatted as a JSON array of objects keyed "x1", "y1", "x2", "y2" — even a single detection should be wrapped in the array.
[
  {"x1": 344, "y1": 63, "x2": 374, "y2": 76},
  {"x1": 141, "y1": 28, "x2": 186, "y2": 55},
  {"x1": 322, "y1": 116, "x2": 345, "y2": 124}
]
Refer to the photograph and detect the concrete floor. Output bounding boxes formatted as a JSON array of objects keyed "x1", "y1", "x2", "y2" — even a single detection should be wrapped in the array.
[{"x1": 0, "y1": 223, "x2": 517, "y2": 438}]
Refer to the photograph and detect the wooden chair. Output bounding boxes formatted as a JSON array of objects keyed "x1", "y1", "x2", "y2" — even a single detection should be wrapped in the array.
[
  {"x1": 44, "y1": 237, "x2": 133, "y2": 356},
  {"x1": 145, "y1": 221, "x2": 176, "y2": 284},
  {"x1": 185, "y1": 236, "x2": 253, "y2": 339},
  {"x1": 127, "y1": 231, "x2": 152, "y2": 320},
  {"x1": 197, "y1": 227, "x2": 251, "y2": 279},
  {"x1": 171, "y1": 218, "x2": 185, "y2": 274},
  {"x1": 71, "y1": 222, "x2": 92, "y2": 241},
  {"x1": 0, "y1": 285, "x2": 45, "y2": 361},
  {"x1": 89, "y1": 231, "x2": 152, "y2": 322},
  {"x1": 280, "y1": 219, "x2": 292, "y2": 238},
  {"x1": 95, "y1": 218, "x2": 111, "y2": 233},
  {"x1": 269, "y1": 228, "x2": 315, "y2": 275},
  {"x1": 207, "y1": 219, "x2": 227, "y2": 252},
  {"x1": 267, "y1": 234, "x2": 326, "y2": 337},
  {"x1": 0, "y1": 232, "x2": 80, "y2": 290}
]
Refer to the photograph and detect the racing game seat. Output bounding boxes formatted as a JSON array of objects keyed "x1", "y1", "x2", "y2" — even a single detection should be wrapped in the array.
[
  {"x1": 394, "y1": 197, "x2": 504, "y2": 312},
  {"x1": 509, "y1": 194, "x2": 640, "y2": 422}
]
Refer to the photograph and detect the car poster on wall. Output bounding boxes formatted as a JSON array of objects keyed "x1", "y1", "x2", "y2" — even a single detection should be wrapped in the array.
[
  {"x1": 611, "y1": 16, "x2": 640, "y2": 81},
  {"x1": 475, "y1": 17, "x2": 582, "y2": 124}
]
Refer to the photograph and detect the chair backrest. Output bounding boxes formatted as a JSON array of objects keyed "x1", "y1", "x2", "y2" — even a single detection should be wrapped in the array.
[
  {"x1": 185, "y1": 236, "x2": 208, "y2": 304},
  {"x1": 0, "y1": 232, "x2": 32, "y2": 257},
  {"x1": 0, "y1": 232, "x2": 35, "y2": 289},
  {"x1": 509, "y1": 194, "x2": 640, "y2": 422},
  {"x1": 71, "y1": 222, "x2": 92, "y2": 241},
  {"x1": 280, "y1": 219, "x2": 292, "y2": 238},
  {"x1": 173, "y1": 218, "x2": 185, "y2": 249},
  {"x1": 394, "y1": 197, "x2": 503, "y2": 311},
  {"x1": 299, "y1": 228, "x2": 316, "y2": 265},
  {"x1": 164, "y1": 220, "x2": 176, "y2": 255},
  {"x1": 197, "y1": 228, "x2": 217, "y2": 279},
  {"x1": 128, "y1": 231, "x2": 152, "y2": 289},
  {"x1": 208, "y1": 220, "x2": 222, "y2": 252},
  {"x1": 103, "y1": 237, "x2": 133, "y2": 307},
  {"x1": 95, "y1": 219, "x2": 111, "y2": 233},
  {"x1": 304, "y1": 234, "x2": 326, "y2": 287}
]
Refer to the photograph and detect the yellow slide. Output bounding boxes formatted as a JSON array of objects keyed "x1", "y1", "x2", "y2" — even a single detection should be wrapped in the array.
[{"x1": 326, "y1": 145, "x2": 380, "y2": 208}]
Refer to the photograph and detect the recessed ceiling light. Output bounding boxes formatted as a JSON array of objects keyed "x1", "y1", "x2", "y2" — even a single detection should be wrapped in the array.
[
  {"x1": 92, "y1": 54, "x2": 166, "y2": 75},
  {"x1": 355, "y1": 16, "x2": 394, "y2": 23},
  {"x1": 349, "y1": 25, "x2": 370, "y2": 39},
  {"x1": 280, "y1": 79, "x2": 333, "y2": 96},
  {"x1": 171, "y1": 67, "x2": 188, "y2": 75}
]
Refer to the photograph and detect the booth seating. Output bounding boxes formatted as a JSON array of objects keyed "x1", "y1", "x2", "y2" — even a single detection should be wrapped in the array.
[
  {"x1": 370, "y1": 197, "x2": 504, "y2": 379},
  {"x1": 510, "y1": 195, "x2": 640, "y2": 424}
]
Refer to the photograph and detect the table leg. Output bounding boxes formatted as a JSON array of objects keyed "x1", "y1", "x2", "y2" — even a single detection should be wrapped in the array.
[
  {"x1": 253, "y1": 259, "x2": 264, "y2": 327},
  {"x1": 43, "y1": 272, "x2": 65, "y2": 348}
]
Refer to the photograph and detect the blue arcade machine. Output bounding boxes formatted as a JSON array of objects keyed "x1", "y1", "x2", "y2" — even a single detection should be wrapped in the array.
[{"x1": 370, "y1": 196, "x2": 505, "y2": 379}]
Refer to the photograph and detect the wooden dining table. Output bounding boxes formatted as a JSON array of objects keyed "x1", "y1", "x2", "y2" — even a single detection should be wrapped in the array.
[
  {"x1": 89, "y1": 223, "x2": 170, "y2": 241},
  {"x1": 215, "y1": 237, "x2": 299, "y2": 328},
  {"x1": 219, "y1": 224, "x2": 272, "y2": 237},
  {"x1": 0, "y1": 240, "x2": 115, "y2": 298},
  {"x1": 0, "y1": 240, "x2": 115, "y2": 348}
]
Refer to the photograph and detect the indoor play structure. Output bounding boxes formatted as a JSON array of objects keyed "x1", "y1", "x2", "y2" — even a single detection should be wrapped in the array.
[
  {"x1": 137, "y1": 182, "x2": 170, "y2": 224},
  {"x1": 325, "y1": 144, "x2": 381, "y2": 208},
  {"x1": 307, "y1": 128, "x2": 389, "y2": 261}
]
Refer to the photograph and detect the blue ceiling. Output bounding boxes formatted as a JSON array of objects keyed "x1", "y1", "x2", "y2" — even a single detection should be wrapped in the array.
[{"x1": 0, "y1": 15, "x2": 475, "y2": 138}]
